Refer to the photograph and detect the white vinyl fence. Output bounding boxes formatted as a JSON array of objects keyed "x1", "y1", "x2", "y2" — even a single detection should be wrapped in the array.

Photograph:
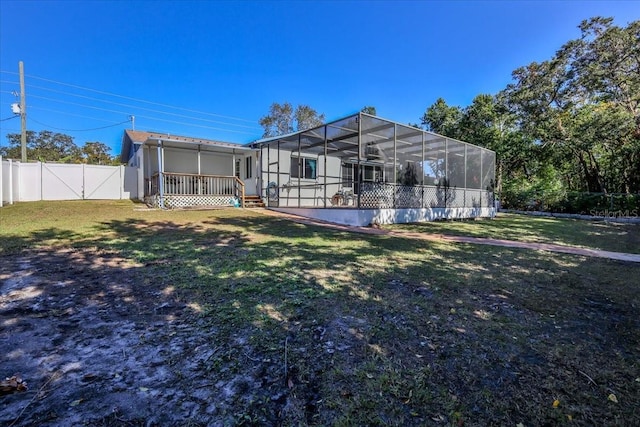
[{"x1": 0, "y1": 158, "x2": 138, "y2": 207}]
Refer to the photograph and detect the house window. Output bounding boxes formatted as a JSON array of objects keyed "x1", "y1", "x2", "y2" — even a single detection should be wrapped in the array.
[
  {"x1": 291, "y1": 157, "x2": 317, "y2": 180},
  {"x1": 235, "y1": 159, "x2": 241, "y2": 178},
  {"x1": 245, "y1": 157, "x2": 252, "y2": 179},
  {"x1": 342, "y1": 163, "x2": 353, "y2": 188}
]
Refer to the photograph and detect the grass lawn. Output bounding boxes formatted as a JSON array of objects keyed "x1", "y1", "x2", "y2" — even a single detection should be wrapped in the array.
[
  {"x1": 1, "y1": 200, "x2": 639, "y2": 426},
  {"x1": 387, "y1": 213, "x2": 640, "y2": 254}
]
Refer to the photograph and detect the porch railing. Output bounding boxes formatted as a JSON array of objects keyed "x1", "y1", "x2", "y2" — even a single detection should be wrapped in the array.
[{"x1": 147, "y1": 172, "x2": 245, "y2": 207}]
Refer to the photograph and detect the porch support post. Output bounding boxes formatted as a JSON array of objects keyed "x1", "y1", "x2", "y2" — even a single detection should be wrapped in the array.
[
  {"x1": 323, "y1": 124, "x2": 327, "y2": 208},
  {"x1": 232, "y1": 151, "x2": 236, "y2": 177},
  {"x1": 421, "y1": 130, "x2": 425, "y2": 208},
  {"x1": 137, "y1": 146, "x2": 144, "y2": 201},
  {"x1": 197, "y1": 145, "x2": 202, "y2": 195},
  {"x1": 297, "y1": 133, "x2": 301, "y2": 208},
  {"x1": 157, "y1": 140, "x2": 165, "y2": 209},
  {"x1": 265, "y1": 146, "x2": 269, "y2": 207},
  {"x1": 357, "y1": 113, "x2": 362, "y2": 209},
  {"x1": 145, "y1": 144, "x2": 151, "y2": 197},
  {"x1": 393, "y1": 123, "x2": 397, "y2": 209},
  {"x1": 197, "y1": 145, "x2": 201, "y2": 175}
]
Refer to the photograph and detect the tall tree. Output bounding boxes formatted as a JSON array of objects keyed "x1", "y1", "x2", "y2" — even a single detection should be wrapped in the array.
[
  {"x1": 457, "y1": 94, "x2": 536, "y2": 193},
  {"x1": 503, "y1": 17, "x2": 640, "y2": 193},
  {"x1": 420, "y1": 98, "x2": 463, "y2": 138},
  {"x1": 294, "y1": 105, "x2": 325, "y2": 131},
  {"x1": 259, "y1": 102, "x2": 325, "y2": 137},
  {"x1": 259, "y1": 102, "x2": 295, "y2": 137}
]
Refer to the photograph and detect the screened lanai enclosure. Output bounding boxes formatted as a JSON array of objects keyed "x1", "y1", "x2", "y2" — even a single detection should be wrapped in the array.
[{"x1": 253, "y1": 113, "x2": 496, "y2": 226}]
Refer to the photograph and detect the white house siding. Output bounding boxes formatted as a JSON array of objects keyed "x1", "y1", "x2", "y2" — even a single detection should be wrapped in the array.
[
  {"x1": 242, "y1": 152, "x2": 258, "y2": 196},
  {"x1": 260, "y1": 148, "x2": 348, "y2": 208}
]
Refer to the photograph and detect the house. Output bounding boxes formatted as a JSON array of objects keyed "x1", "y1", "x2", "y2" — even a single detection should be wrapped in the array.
[
  {"x1": 121, "y1": 112, "x2": 496, "y2": 225},
  {"x1": 121, "y1": 130, "x2": 259, "y2": 209}
]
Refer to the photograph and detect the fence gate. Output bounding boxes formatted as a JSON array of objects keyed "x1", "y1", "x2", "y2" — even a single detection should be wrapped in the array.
[
  {"x1": 84, "y1": 165, "x2": 122, "y2": 199},
  {"x1": 42, "y1": 163, "x2": 84, "y2": 200}
]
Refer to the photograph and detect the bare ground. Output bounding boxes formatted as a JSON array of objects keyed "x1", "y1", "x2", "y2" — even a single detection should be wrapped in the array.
[
  {"x1": 1, "y1": 248, "x2": 294, "y2": 426},
  {"x1": 2, "y1": 239, "x2": 639, "y2": 426}
]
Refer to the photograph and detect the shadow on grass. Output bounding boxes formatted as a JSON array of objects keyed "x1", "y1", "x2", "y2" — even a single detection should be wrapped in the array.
[
  {"x1": 2, "y1": 213, "x2": 639, "y2": 426},
  {"x1": 391, "y1": 213, "x2": 640, "y2": 254}
]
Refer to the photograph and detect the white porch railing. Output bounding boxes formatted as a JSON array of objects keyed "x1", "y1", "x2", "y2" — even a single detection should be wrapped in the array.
[{"x1": 147, "y1": 172, "x2": 245, "y2": 208}]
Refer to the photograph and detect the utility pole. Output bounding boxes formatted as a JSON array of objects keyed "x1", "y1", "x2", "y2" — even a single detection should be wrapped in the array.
[
  {"x1": 129, "y1": 115, "x2": 135, "y2": 130},
  {"x1": 19, "y1": 61, "x2": 27, "y2": 162}
]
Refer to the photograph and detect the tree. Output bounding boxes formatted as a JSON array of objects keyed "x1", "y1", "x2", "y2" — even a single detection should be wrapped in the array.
[
  {"x1": 457, "y1": 94, "x2": 536, "y2": 193},
  {"x1": 1, "y1": 131, "x2": 118, "y2": 164},
  {"x1": 503, "y1": 17, "x2": 640, "y2": 193},
  {"x1": 82, "y1": 141, "x2": 114, "y2": 165},
  {"x1": 420, "y1": 98, "x2": 463, "y2": 138},
  {"x1": 1, "y1": 130, "x2": 83, "y2": 162},
  {"x1": 259, "y1": 102, "x2": 325, "y2": 137},
  {"x1": 295, "y1": 105, "x2": 325, "y2": 131},
  {"x1": 361, "y1": 106, "x2": 377, "y2": 115}
]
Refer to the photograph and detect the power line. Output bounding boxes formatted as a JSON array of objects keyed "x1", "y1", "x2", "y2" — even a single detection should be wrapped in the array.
[
  {"x1": 29, "y1": 117, "x2": 130, "y2": 132},
  {"x1": 0, "y1": 70, "x2": 259, "y2": 124},
  {"x1": 1, "y1": 69, "x2": 268, "y2": 140},
  {"x1": 0, "y1": 115, "x2": 18, "y2": 122},
  {"x1": 26, "y1": 86, "x2": 261, "y2": 130},
  {"x1": 30, "y1": 106, "x2": 127, "y2": 123},
  {"x1": 130, "y1": 114, "x2": 257, "y2": 134},
  {"x1": 29, "y1": 94, "x2": 132, "y2": 116},
  {"x1": 29, "y1": 104, "x2": 256, "y2": 135}
]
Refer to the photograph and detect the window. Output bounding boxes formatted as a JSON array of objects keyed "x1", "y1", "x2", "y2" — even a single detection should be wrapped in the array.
[
  {"x1": 245, "y1": 157, "x2": 252, "y2": 179},
  {"x1": 342, "y1": 163, "x2": 353, "y2": 188},
  {"x1": 363, "y1": 165, "x2": 382, "y2": 182},
  {"x1": 235, "y1": 159, "x2": 241, "y2": 178},
  {"x1": 291, "y1": 157, "x2": 317, "y2": 180}
]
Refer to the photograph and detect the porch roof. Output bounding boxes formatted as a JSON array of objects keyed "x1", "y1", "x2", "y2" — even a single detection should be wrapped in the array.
[{"x1": 121, "y1": 130, "x2": 253, "y2": 162}]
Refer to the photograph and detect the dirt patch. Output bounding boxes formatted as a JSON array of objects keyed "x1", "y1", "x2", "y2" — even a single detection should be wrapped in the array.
[{"x1": 0, "y1": 249, "x2": 291, "y2": 426}]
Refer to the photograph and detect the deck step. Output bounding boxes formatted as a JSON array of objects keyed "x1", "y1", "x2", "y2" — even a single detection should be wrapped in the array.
[{"x1": 243, "y1": 196, "x2": 265, "y2": 208}]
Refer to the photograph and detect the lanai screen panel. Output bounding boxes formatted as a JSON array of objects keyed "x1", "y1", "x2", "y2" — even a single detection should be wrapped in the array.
[
  {"x1": 481, "y1": 150, "x2": 495, "y2": 192},
  {"x1": 395, "y1": 124, "x2": 423, "y2": 208},
  {"x1": 326, "y1": 115, "x2": 359, "y2": 190},
  {"x1": 423, "y1": 134, "x2": 447, "y2": 207},
  {"x1": 423, "y1": 134, "x2": 447, "y2": 184},
  {"x1": 396, "y1": 124, "x2": 423, "y2": 185},
  {"x1": 360, "y1": 115, "x2": 394, "y2": 184}
]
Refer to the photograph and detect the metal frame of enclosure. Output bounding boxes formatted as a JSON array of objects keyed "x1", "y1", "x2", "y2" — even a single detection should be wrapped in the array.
[{"x1": 253, "y1": 113, "x2": 495, "y2": 217}]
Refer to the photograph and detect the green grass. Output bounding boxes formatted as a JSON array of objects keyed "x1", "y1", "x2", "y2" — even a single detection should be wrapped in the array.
[
  {"x1": 387, "y1": 213, "x2": 640, "y2": 254},
  {"x1": 1, "y1": 201, "x2": 639, "y2": 426}
]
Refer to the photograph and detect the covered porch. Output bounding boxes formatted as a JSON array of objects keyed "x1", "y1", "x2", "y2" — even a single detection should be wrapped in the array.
[{"x1": 133, "y1": 135, "x2": 258, "y2": 209}]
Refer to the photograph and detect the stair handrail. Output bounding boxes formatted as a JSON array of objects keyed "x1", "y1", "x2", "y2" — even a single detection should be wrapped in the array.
[{"x1": 233, "y1": 176, "x2": 245, "y2": 208}]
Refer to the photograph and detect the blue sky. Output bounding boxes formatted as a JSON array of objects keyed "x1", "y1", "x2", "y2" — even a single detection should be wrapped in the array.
[{"x1": 0, "y1": 0, "x2": 637, "y2": 157}]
